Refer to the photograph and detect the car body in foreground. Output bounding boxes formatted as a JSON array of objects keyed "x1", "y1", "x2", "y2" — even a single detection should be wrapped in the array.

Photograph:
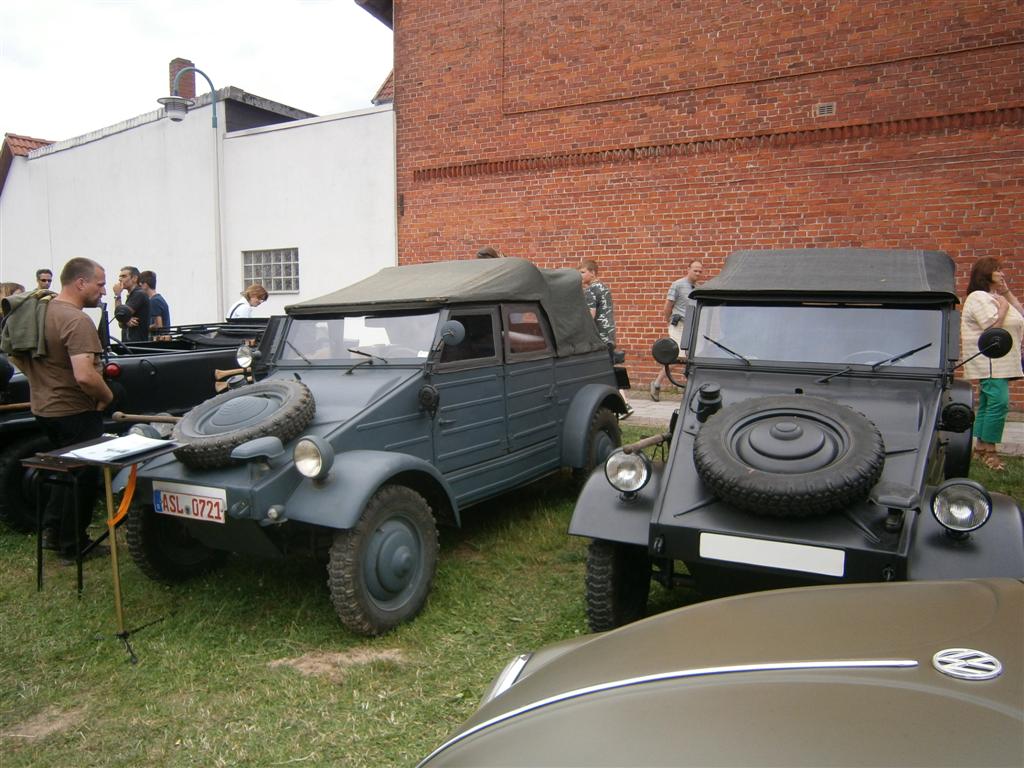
[{"x1": 419, "y1": 578, "x2": 1023, "y2": 767}]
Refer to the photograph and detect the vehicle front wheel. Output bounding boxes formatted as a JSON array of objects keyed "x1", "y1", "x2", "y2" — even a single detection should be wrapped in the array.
[
  {"x1": 585, "y1": 539, "x2": 651, "y2": 632},
  {"x1": 125, "y1": 504, "x2": 227, "y2": 582},
  {"x1": 327, "y1": 485, "x2": 438, "y2": 636}
]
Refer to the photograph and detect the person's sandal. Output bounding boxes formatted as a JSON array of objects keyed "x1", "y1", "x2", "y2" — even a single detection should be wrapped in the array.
[{"x1": 981, "y1": 452, "x2": 1006, "y2": 472}]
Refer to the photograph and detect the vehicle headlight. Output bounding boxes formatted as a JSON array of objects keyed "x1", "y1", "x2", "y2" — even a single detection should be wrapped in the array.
[
  {"x1": 479, "y1": 653, "x2": 532, "y2": 705},
  {"x1": 236, "y1": 344, "x2": 255, "y2": 369},
  {"x1": 605, "y1": 449, "x2": 651, "y2": 494},
  {"x1": 293, "y1": 436, "x2": 334, "y2": 480},
  {"x1": 931, "y1": 479, "x2": 991, "y2": 533}
]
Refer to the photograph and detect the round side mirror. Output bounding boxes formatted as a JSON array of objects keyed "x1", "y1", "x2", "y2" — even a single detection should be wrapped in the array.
[
  {"x1": 440, "y1": 320, "x2": 466, "y2": 346},
  {"x1": 652, "y1": 337, "x2": 681, "y2": 366},
  {"x1": 978, "y1": 327, "x2": 1012, "y2": 359}
]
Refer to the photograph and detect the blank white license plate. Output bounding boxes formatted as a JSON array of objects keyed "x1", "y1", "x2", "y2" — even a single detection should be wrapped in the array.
[
  {"x1": 700, "y1": 532, "x2": 845, "y2": 577},
  {"x1": 153, "y1": 481, "x2": 227, "y2": 524}
]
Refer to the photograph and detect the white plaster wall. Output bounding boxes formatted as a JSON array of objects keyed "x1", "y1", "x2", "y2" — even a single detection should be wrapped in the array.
[
  {"x1": 222, "y1": 106, "x2": 397, "y2": 317},
  {"x1": 0, "y1": 102, "x2": 396, "y2": 325}
]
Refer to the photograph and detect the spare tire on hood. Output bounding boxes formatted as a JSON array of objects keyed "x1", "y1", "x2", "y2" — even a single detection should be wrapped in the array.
[
  {"x1": 172, "y1": 379, "x2": 315, "y2": 469},
  {"x1": 693, "y1": 395, "x2": 884, "y2": 517}
]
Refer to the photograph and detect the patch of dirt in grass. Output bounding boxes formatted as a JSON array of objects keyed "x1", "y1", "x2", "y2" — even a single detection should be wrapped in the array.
[
  {"x1": 451, "y1": 542, "x2": 485, "y2": 561},
  {"x1": 0, "y1": 705, "x2": 85, "y2": 742},
  {"x1": 268, "y1": 648, "x2": 405, "y2": 683}
]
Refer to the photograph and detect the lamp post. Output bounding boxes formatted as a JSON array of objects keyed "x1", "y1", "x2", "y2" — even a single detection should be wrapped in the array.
[{"x1": 158, "y1": 66, "x2": 226, "y2": 320}]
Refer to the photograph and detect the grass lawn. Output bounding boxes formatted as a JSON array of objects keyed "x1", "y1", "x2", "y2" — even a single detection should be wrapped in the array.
[{"x1": 1, "y1": 426, "x2": 1020, "y2": 767}]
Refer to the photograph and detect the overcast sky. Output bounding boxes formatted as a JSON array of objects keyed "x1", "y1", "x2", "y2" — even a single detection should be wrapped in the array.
[{"x1": 0, "y1": 0, "x2": 394, "y2": 142}]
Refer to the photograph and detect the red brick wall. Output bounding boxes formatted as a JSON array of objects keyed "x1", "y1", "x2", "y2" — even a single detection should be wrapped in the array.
[{"x1": 392, "y1": 0, "x2": 1024, "y2": 406}]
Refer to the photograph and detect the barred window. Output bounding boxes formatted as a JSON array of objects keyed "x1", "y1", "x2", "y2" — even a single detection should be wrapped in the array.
[{"x1": 241, "y1": 248, "x2": 300, "y2": 293}]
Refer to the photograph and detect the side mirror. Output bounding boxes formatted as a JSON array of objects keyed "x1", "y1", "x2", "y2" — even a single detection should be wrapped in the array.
[
  {"x1": 439, "y1": 320, "x2": 466, "y2": 347},
  {"x1": 652, "y1": 337, "x2": 681, "y2": 366},
  {"x1": 979, "y1": 327, "x2": 1012, "y2": 359}
]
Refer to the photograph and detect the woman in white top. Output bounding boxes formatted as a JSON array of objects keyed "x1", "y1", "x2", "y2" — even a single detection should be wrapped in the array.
[
  {"x1": 227, "y1": 284, "x2": 269, "y2": 320},
  {"x1": 960, "y1": 256, "x2": 1024, "y2": 471}
]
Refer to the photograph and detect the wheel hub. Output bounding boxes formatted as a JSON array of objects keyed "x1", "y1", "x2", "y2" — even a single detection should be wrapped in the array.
[
  {"x1": 366, "y1": 519, "x2": 420, "y2": 601},
  {"x1": 734, "y1": 414, "x2": 842, "y2": 473}
]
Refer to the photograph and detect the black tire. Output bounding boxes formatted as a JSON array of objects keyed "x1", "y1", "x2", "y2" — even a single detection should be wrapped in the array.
[
  {"x1": 171, "y1": 379, "x2": 315, "y2": 469},
  {"x1": 693, "y1": 395, "x2": 884, "y2": 517},
  {"x1": 327, "y1": 485, "x2": 438, "y2": 636},
  {"x1": 585, "y1": 539, "x2": 651, "y2": 632},
  {"x1": 573, "y1": 407, "x2": 622, "y2": 483},
  {"x1": 125, "y1": 504, "x2": 227, "y2": 582},
  {"x1": 0, "y1": 434, "x2": 54, "y2": 532}
]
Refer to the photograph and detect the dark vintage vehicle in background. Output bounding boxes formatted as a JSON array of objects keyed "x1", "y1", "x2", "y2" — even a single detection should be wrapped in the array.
[
  {"x1": 126, "y1": 258, "x2": 628, "y2": 635},
  {"x1": 570, "y1": 249, "x2": 1024, "y2": 631},
  {"x1": 418, "y1": 578, "x2": 1023, "y2": 767},
  {"x1": 0, "y1": 318, "x2": 266, "y2": 532}
]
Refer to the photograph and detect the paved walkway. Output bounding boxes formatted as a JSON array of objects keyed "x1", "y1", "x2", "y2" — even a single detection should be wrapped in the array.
[{"x1": 623, "y1": 393, "x2": 1024, "y2": 457}]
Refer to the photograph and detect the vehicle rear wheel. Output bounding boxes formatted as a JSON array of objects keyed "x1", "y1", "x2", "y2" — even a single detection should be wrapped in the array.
[
  {"x1": 573, "y1": 407, "x2": 622, "y2": 484},
  {"x1": 327, "y1": 485, "x2": 438, "y2": 636},
  {"x1": 0, "y1": 434, "x2": 54, "y2": 532},
  {"x1": 585, "y1": 539, "x2": 651, "y2": 632},
  {"x1": 125, "y1": 504, "x2": 227, "y2": 582}
]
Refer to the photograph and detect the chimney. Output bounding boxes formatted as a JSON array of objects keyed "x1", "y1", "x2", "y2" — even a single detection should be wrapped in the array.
[{"x1": 169, "y1": 57, "x2": 196, "y2": 99}]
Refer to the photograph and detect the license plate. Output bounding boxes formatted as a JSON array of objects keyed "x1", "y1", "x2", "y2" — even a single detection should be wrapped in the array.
[
  {"x1": 699, "y1": 532, "x2": 845, "y2": 577},
  {"x1": 153, "y1": 481, "x2": 227, "y2": 524}
]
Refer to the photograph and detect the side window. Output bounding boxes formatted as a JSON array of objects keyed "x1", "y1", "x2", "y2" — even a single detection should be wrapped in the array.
[
  {"x1": 439, "y1": 312, "x2": 498, "y2": 364},
  {"x1": 505, "y1": 305, "x2": 552, "y2": 357}
]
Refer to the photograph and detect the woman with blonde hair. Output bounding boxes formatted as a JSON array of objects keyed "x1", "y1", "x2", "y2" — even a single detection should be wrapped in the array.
[
  {"x1": 226, "y1": 284, "x2": 269, "y2": 320},
  {"x1": 960, "y1": 256, "x2": 1023, "y2": 471}
]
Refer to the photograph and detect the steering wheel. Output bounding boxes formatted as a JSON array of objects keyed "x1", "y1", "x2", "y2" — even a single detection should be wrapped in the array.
[{"x1": 841, "y1": 350, "x2": 892, "y2": 364}]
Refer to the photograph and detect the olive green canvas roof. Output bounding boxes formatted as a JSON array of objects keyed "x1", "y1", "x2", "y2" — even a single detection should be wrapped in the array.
[
  {"x1": 692, "y1": 249, "x2": 959, "y2": 303},
  {"x1": 286, "y1": 258, "x2": 607, "y2": 357}
]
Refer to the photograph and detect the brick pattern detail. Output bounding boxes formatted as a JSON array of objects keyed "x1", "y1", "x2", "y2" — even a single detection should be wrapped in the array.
[
  {"x1": 169, "y1": 57, "x2": 196, "y2": 100},
  {"x1": 393, "y1": 1, "x2": 1024, "y2": 407}
]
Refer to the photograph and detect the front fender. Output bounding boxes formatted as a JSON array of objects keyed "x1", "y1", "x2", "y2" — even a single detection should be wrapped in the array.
[
  {"x1": 907, "y1": 492, "x2": 1024, "y2": 580},
  {"x1": 567, "y1": 463, "x2": 662, "y2": 546},
  {"x1": 284, "y1": 450, "x2": 458, "y2": 529},
  {"x1": 561, "y1": 383, "x2": 625, "y2": 468}
]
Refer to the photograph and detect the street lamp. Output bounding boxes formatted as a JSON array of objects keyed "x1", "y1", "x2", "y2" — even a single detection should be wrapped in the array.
[{"x1": 157, "y1": 66, "x2": 225, "y2": 319}]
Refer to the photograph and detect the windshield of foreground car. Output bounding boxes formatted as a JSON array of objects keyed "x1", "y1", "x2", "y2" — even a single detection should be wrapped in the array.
[
  {"x1": 279, "y1": 311, "x2": 441, "y2": 364},
  {"x1": 692, "y1": 304, "x2": 944, "y2": 368}
]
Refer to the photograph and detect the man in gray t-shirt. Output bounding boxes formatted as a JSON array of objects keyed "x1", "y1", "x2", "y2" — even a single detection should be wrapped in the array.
[{"x1": 650, "y1": 260, "x2": 703, "y2": 401}]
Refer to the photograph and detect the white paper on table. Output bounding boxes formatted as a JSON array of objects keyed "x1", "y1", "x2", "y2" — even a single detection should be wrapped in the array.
[{"x1": 62, "y1": 434, "x2": 169, "y2": 462}]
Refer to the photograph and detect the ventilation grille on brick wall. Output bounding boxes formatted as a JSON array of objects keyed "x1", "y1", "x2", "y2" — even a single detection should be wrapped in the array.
[{"x1": 813, "y1": 102, "x2": 837, "y2": 118}]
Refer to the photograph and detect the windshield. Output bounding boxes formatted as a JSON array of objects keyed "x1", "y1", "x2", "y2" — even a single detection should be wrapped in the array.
[
  {"x1": 692, "y1": 304, "x2": 944, "y2": 368},
  {"x1": 279, "y1": 311, "x2": 440, "y2": 364}
]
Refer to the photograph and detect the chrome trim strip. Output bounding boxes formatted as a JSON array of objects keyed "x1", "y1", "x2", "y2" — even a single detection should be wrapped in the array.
[
  {"x1": 418, "y1": 658, "x2": 918, "y2": 766},
  {"x1": 481, "y1": 654, "x2": 532, "y2": 705}
]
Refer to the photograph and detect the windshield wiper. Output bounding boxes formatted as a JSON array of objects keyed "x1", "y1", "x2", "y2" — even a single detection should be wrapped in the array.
[
  {"x1": 702, "y1": 335, "x2": 751, "y2": 366},
  {"x1": 284, "y1": 340, "x2": 312, "y2": 365},
  {"x1": 345, "y1": 348, "x2": 390, "y2": 374},
  {"x1": 815, "y1": 366, "x2": 853, "y2": 384},
  {"x1": 870, "y1": 342, "x2": 933, "y2": 371}
]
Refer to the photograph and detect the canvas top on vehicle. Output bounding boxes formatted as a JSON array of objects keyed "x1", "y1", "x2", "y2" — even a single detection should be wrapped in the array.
[
  {"x1": 286, "y1": 258, "x2": 607, "y2": 357},
  {"x1": 692, "y1": 248, "x2": 959, "y2": 303}
]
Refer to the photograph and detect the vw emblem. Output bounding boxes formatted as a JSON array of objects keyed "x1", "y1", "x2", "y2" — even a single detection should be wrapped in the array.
[{"x1": 932, "y1": 648, "x2": 1003, "y2": 681}]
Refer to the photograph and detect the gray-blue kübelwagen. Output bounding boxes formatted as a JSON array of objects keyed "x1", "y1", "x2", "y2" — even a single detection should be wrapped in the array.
[
  {"x1": 127, "y1": 258, "x2": 627, "y2": 635},
  {"x1": 570, "y1": 248, "x2": 1024, "y2": 632}
]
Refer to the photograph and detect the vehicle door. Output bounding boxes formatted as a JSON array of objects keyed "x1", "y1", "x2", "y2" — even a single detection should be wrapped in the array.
[
  {"x1": 430, "y1": 308, "x2": 507, "y2": 476},
  {"x1": 502, "y1": 303, "x2": 558, "y2": 459}
]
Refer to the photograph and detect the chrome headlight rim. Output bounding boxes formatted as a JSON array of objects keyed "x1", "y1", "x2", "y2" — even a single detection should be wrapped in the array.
[
  {"x1": 931, "y1": 478, "x2": 992, "y2": 533},
  {"x1": 604, "y1": 448, "x2": 652, "y2": 494},
  {"x1": 236, "y1": 343, "x2": 255, "y2": 369},
  {"x1": 293, "y1": 435, "x2": 334, "y2": 480}
]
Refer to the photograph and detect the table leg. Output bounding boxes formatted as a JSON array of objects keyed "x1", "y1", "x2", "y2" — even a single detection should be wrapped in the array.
[{"x1": 103, "y1": 466, "x2": 126, "y2": 636}]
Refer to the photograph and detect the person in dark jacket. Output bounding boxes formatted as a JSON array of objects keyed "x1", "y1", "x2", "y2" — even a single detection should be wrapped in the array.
[{"x1": 112, "y1": 266, "x2": 151, "y2": 342}]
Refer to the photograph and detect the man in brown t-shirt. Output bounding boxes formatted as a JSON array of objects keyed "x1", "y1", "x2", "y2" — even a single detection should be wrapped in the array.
[{"x1": 14, "y1": 258, "x2": 114, "y2": 558}]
